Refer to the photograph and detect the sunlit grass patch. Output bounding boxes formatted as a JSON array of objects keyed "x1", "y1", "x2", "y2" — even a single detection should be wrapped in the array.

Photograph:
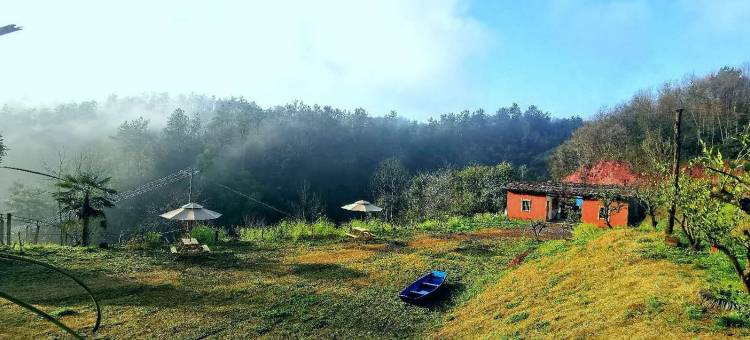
[
  {"x1": 1, "y1": 226, "x2": 537, "y2": 339},
  {"x1": 435, "y1": 229, "x2": 744, "y2": 339},
  {"x1": 289, "y1": 247, "x2": 380, "y2": 265},
  {"x1": 408, "y1": 236, "x2": 460, "y2": 252}
]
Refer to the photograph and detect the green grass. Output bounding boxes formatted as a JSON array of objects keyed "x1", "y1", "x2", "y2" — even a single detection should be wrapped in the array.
[
  {"x1": 435, "y1": 228, "x2": 750, "y2": 339},
  {"x1": 414, "y1": 214, "x2": 525, "y2": 234},
  {"x1": 6, "y1": 218, "x2": 748, "y2": 339},
  {"x1": 636, "y1": 231, "x2": 750, "y2": 309},
  {"x1": 0, "y1": 224, "x2": 535, "y2": 339}
]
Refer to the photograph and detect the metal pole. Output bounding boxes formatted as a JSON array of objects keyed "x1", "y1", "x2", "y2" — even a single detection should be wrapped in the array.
[
  {"x1": 667, "y1": 108, "x2": 683, "y2": 236},
  {"x1": 0, "y1": 216, "x2": 4, "y2": 245},
  {"x1": 34, "y1": 222, "x2": 40, "y2": 244},
  {"x1": 6, "y1": 213, "x2": 11, "y2": 245}
]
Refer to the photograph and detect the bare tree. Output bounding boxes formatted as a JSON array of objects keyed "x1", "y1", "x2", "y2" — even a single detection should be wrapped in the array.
[
  {"x1": 291, "y1": 180, "x2": 323, "y2": 223},
  {"x1": 528, "y1": 221, "x2": 548, "y2": 242},
  {"x1": 370, "y1": 158, "x2": 410, "y2": 222}
]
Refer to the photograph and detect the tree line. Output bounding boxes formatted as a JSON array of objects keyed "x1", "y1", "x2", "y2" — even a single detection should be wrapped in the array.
[
  {"x1": 547, "y1": 65, "x2": 750, "y2": 293},
  {"x1": 0, "y1": 97, "x2": 581, "y2": 236},
  {"x1": 549, "y1": 66, "x2": 750, "y2": 178}
]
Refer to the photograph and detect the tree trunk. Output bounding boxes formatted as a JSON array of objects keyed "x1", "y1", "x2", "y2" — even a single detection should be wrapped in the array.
[
  {"x1": 34, "y1": 222, "x2": 40, "y2": 244},
  {"x1": 82, "y1": 217, "x2": 90, "y2": 247},
  {"x1": 679, "y1": 218, "x2": 698, "y2": 250},
  {"x1": 649, "y1": 208, "x2": 658, "y2": 230},
  {"x1": 715, "y1": 244, "x2": 750, "y2": 293},
  {"x1": 667, "y1": 109, "x2": 683, "y2": 236}
]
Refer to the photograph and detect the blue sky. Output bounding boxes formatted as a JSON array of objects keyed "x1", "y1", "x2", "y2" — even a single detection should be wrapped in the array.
[{"x1": 1, "y1": 0, "x2": 749, "y2": 120}]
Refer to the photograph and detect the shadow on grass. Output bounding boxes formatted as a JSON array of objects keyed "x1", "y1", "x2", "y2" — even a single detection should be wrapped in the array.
[
  {"x1": 291, "y1": 263, "x2": 365, "y2": 280},
  {"x1": 402, "y1": 282, "x2": 464, "y2": 311}
]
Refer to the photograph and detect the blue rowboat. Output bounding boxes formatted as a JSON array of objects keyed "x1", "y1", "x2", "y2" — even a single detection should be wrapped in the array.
[{"x1": 399, "y1": 270, "x2": 447, "y2": 303}]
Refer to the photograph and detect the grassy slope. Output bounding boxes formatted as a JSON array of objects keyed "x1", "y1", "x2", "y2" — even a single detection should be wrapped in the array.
[
  {"x1": 435, "y1": 229, "x2": 747, "y2": 339},
  {"x1": 0, "y1": 228, "x2": 534, "y2": 339}
]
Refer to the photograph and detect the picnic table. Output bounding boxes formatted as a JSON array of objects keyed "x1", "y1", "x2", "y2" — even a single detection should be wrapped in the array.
[
  {"x1": 347, "y1": 227, "x2": 375, "y2": 239},
  {"x1": 170, "y1": 238, "x2": 211, "y2": 255}
]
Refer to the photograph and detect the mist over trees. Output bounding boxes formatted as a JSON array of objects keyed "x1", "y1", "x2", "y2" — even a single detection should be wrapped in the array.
[
  {"x1": 549, "y1": 66, "x2": 750, "y2": 177},
  {"x1": 0, "y1": 96, "x2": 581, "y2": 236}
]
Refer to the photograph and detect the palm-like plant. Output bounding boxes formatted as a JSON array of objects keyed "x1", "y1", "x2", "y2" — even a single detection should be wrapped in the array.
[{"x1": 53, "y1": 172, "x2": 116, "y2": 246}]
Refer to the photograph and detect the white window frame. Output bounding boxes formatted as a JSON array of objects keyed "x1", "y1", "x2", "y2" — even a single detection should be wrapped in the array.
[{"x1": 521, "y1": 199, "x2": 531, "y2": 212}]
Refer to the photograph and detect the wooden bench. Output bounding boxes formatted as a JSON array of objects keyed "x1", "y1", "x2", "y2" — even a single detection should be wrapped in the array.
[
  {"x1": 349, "y1": 227, "x2": 375, "y2": 239},
  {"x1": 170, "y1": 238, "x2": 210, "y2": 255}
]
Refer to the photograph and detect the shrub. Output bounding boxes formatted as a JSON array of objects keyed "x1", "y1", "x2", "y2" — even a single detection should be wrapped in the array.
[
  {"x1": 50, "y1": 307, "x2": 78, "y2": 318},
  {"x1": 685, "y1": 304, "x2": 706, "y2": 320},
  {"x1": 645, "y1": 297, "x2": 664, "y2": 314},
  {"x1": 191, "y1": 225, "x2": 226, "y2": 245},
  {"x1": 716, "y1": 312, "x2": 750, "y2": 328},
  {"x1": 571, "y1": 223, "x2": 604, "y2": 244},
  {"x1": 472, "y1": 212, "x2": 504, "y2": 226},
  {"x1": 413, "y1": 214, "x2": 521, "y2": 233},
  {"x1": 345, "y1": 219, "x2": 391, "y2": 233},
  {"x1": 416, "y1": 219, "x2": 441, "y2": 231},
  {"x1": 240, "y1": 219, "x2": 345, "y2": 242},
  {"x1": 507, "y1": 311, "x2": 529, "y2": 324},
  {"x1": 144, "y1": 231, "x2": 162, "y2": 249},
  {"x1": 124, "y1": 232, "x2": 164, "y2": 250}
]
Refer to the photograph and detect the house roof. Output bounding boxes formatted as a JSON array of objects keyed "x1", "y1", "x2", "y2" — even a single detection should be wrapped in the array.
[
  {"x1": 562, "y1": 160, "x2": 641, "y2": 186},
  {"x1": 505, "y1": 181, "x2": 632, "y2": 198}
]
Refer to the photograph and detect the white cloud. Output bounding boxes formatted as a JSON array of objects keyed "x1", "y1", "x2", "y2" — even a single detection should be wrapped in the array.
[{"x1": 0, "y1": 0, "x2": 488, "y2": 118}]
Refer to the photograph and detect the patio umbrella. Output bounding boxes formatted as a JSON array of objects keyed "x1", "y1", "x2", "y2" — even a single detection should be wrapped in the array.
[
  {"x1": 342, "y1": 200, "x2": 382, "y2": 233},
  {"x1": 160, "y1": 203, "x2": 222, "y2": 221},
  {"x1": 341, "y1": 200, "x2": 382, "y2": 213}
]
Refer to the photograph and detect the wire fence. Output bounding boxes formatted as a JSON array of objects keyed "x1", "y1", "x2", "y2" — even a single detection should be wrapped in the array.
[{"x1": 0, "y1": 167, "x2": 295, "y2": 247}]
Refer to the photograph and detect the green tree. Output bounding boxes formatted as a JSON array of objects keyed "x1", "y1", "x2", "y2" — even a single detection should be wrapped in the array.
[
  {"x1": 452, "y1": 162, "x2": 516, "y2": 216},
  {"x1": 291, "y1": 180, "x2": 324, "y2": 223},
  {"x1": 597, "y1": 189, "x2": 628, "y2": 229},
  {"x1": 633, "y1": 131, "x2": 673, "y2": 229},
  {"x1": 4, "y1": 182, "x2": 57, "y2": 219},
  {"x1": 112, "y1": 117, "x2": 155, "y2": 180},
  {"x1": 0, "y1": 132, "x2": 6, "y2": 164},
  {"x1": 370, "y1": 158, "x2": 410, "y2": 222},
  {"x1": 682, "y1": 125, "x2": 750, "y2": 292},
  {"x1": 53, "y1": 171, "x2": 116, "y2": 246}
]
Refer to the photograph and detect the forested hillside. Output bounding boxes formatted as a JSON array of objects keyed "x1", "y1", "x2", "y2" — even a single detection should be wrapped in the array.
[
  {"x1": 0, "y1": 97, "x2": 581, "y2": 233},
  {"x1": 549, "y1": 66, "x2": 750, "y2": 177}
]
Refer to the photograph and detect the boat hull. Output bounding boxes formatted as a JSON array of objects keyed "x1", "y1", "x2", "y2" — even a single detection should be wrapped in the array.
[{"x1": 399, "y1": 270, "x2": 447, "y2": 304}]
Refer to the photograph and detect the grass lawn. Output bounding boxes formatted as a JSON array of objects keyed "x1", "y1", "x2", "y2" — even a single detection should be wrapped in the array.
[
  {"x1": 435, "y1": 228, "x2": 750, "y2": 339},
  {"x1": 4, "y1": 223, "x2": 748, "y2": 339},
  {"x1": 0, "y1": 228, "x2": 537, "y2": 339}
]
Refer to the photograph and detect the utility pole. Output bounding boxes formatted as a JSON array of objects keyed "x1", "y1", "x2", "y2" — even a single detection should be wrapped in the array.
[
  {"x1": 666, "y1": 108, "x2": 684, "y2": 237},
  {"x1": 6, "y1": 213, "x2": 12, "y2": 245}
]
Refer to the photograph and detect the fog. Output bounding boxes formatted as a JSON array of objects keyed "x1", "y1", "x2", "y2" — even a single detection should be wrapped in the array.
[{"x1": 0, "y1": 94, "x2": 581, "y2": 243}]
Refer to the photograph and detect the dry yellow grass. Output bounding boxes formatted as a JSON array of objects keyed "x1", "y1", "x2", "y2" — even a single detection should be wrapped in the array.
[
  {"x1": 409, "y1": 236, "x2": 461, "y2": 252},
  {"x1": 434, "y1": 230, "x2": 738, "y2": 339},
  {"x1": 1, "y1": 230, "x2": 533, "y2": 339},
  {"x1": 288, "y1": 246, "x2": 380, "y2": 264}
]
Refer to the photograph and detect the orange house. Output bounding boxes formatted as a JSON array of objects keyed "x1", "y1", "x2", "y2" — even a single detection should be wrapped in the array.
[{"x1": 505, "y1": 181, "x2": 633, "y2": 227}]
